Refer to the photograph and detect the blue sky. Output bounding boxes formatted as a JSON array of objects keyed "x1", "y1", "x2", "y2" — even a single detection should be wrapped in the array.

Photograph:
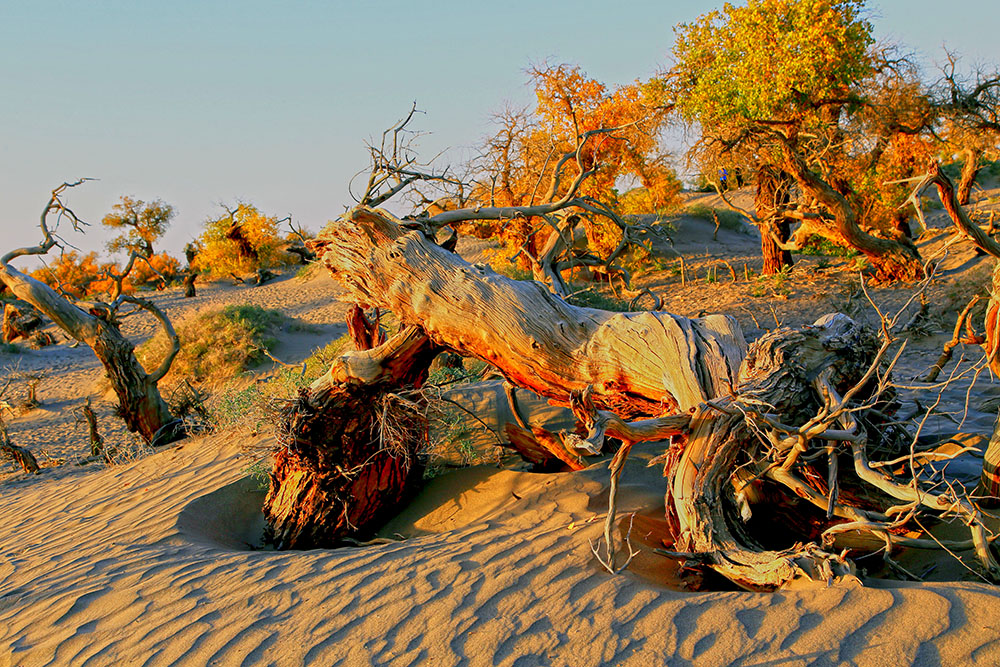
[{"x1": 1, "y1": 1, "x2": 997, "y2": 262}]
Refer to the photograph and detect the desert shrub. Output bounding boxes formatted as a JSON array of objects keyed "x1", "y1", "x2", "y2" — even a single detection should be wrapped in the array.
[
  {"x1": 206, "y1": 333, "x2": 352, "y2": 432},
  {"x1": 795, "y1": 235, "x2": 860, "y2": 258},
  {"x1": 137, "y1": 304, "x2": 289, "y2": 387},
  {"x1": 194, "y1": 203, "x2": 297, "y2": 278},
  {"x1": 491, "y1": 259, "x2": 534, "y2": 281},
  {"x1": 31, "y1": 251, "x2": 116, "y2": 299},
  {"x1": 125, "y1": 253, "x2": 183, "y2": 290},
  {"x1": 682, "y1": 203, "x2": 747, "y2": 232},
  {"x1": 618, "y1": 181, "x2": 683, "y2": 218},
  {"x1": 565, "y1": 288, "x2": 632, "y2": 311},
  {"x1": 28, "y1": 249, "x2": 182, "y2": 298}
]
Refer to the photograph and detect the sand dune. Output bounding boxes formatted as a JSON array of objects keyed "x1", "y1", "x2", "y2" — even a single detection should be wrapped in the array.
[{"x1": 4, "y1": 433, "x2": 1000, "y2": 665}]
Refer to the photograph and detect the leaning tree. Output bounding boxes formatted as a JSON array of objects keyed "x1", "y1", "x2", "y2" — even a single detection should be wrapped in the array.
[
  {"x1": 0, "y1": 182, "x2": 184, "y2": 445},
  {"x1": 263, "y1": 203, "x2": 1000, "y2": 591}
]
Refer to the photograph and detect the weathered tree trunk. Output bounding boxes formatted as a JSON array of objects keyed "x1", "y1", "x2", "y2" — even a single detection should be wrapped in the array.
[
  {"x1": 346, "y1": 305, "x2": 385, "y2": 350},
  {"x1": 2, "y1": 303, "x2": 42, "y2": 343},
  {"x1": 81, "y1": 397, "x2": 104, "y2": 458},
  {"x1": 263, "y1": 326, "x2": 440, "y2": 549},
  {"x1": 981, "y1": 263, "x2": 1000, "y2": 506},
  {"x1": 669, "y1": 314, "x2": 896, "y2": 589},
  {"x1": 929, "y1": 160, "x2": 1000, "y2": 259},
  {"x1": 285, "y1": 243, "x2": 316, "y2": 265},
  {"x1": 183, "y1": 270, "x2": 196, "y2": 298},
  {"x1": 958, "y1": 147, "x2": 983, "y2": 206},
  {"x1": 300, "y1": 206, "x2": 1000, "y2": 588},
  {"x1": 756, "y1": 166, "x2": 794, "y2": 276},
  {"x1": 311, "y1": 207, "x2": 747, "y2": 419},
  {"x1": 778, "y1": 140, "x2": 924, "y2": 282}
]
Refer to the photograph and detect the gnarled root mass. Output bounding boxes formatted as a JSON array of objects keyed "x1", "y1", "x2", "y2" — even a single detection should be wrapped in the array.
[
  {"x1": 262, "y1": 327, "x2": 439, "y2": 549},
  {"x1": 669, "y1": 315, "x2": 893, "y2": 589}
]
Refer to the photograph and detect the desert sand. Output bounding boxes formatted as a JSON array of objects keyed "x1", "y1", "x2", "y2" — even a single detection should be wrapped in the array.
[{"x1": 4, "y1": 187, "x2": 1000, "y2": 666}]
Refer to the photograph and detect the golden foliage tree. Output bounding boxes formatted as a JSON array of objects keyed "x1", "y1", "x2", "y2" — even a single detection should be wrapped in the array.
[
  {"x1": 194, "y1": 203, "x2": 294, "y2": 278},
  {"x1": 102, "y1": 196, "x2": 175, "y2": 258},
  {"x1": 668, "y1": 0, "x2": 925, "y2": 281},
  {"x1": 30, "y1": 251, "x2": 116, "y2": 299},
  {"x1": 405, "y1": 64, "x2": 678, "y2": 298}
]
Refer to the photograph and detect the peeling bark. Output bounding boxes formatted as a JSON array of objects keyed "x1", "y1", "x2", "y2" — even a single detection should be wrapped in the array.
[
  {"x1": 310, "y1": 207, "x2": 747, "y2": 419},
  {"x1": 296, "y1": 206, "x2": 991, "y2": 588},
  {"x1": 958, "y1": 147, "x2": 983, "y2": 206},
  {"x1": 670, "y1": 314, "x2": 890, "y2": 590}
]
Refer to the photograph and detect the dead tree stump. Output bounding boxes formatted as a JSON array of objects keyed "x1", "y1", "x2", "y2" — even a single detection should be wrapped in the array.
[
  {"x1": 3, "y1": 303, "x2": 42, "y2": 343},
  {"x1": 0, "y1": 421, "x2": 39, "y2": 474},
  {"x1": 262, "y1": 326, "x2": 440, "y2": 549}
]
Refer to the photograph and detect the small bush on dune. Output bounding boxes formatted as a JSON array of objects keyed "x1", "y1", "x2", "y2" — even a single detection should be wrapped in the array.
[
  {"x1": 31, "y1": 250, "x2": 184, "y2": 298},
  {"x1": 795, "y1": 235, "x2": 860, "y2": 258},
  {"x1": 125, "y1": 253, "x2": 183, "y2": 290},
  {"x1": 682, "y1": 203, "x2": 747, "y2": 232},
  {"x1": 31, "y1": 251, "x2": 116, "y2": 299},
  {"x1": 206, "y1": 333, "x2": 352, "y2": 432},
  {"x1": 138, "y1": 304, "x2": 289, "y2": 388}
]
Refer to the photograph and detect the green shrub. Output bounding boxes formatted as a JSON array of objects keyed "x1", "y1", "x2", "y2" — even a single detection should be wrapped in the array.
[
  {"x1": 138, "y1": 304, "x2": 289, "y2": 387},
  {"x1": 682, "y1": 203, "x2": 747, "y2": 232},
  {"x1": 566, "y1": 289, "x2": 632, "y2": 312},
  {"x1": 795, "y1": 235, "x2": 860, "y2": 258},
  {"x1": 205, "y1": 333, "x2": 352, "y2": 432}
]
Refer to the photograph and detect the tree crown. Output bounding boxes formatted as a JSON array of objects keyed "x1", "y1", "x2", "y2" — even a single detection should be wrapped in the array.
[{"x1": 102, "y1": 196, "x2": 174, "y2": 258}]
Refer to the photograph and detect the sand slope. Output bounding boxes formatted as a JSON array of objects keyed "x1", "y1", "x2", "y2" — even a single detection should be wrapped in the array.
[{"x1": 4, "y1": 434, "x2": 1000, "y2": 666}]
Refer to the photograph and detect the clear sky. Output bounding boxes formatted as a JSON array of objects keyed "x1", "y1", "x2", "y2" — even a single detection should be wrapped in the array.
[{"x1": 1, "y1": 1, "x2": 997, "y2": 264}]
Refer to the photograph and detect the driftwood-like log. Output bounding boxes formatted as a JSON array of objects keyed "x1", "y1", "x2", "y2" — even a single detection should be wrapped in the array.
[
  {"x1": 304, "y1": 207, "x2": 997, "y2": 588},
  {"x1": 262, "y1": 326, "x2": 439, "y2": 549},
  {"x1": 0, "y1": 421, "x2": 39, "y2": 474},
  {"x1": 670, "y1": 314, "x2": 887, "y2": 589},
  {"x1": 311, "y1": 207, "x2": 747, "y2": 419},
  {"x1": 2, "y1": 303, "x2": 42, "y2": 343}
]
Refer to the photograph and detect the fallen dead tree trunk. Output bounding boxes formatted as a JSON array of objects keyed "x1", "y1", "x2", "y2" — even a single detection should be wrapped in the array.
[
  {"x1": 311, "y1": 207, "x2": 747, "y2": 418},
  {"x1": 0, "y1": 421, "x2": 39, "y2": 474},
  {"x1": 2, "y1": 302, "x2": 43, "y2": 343},
  {"x1": 284, "y1": 205, "x2": 999, "y2": 588}
]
